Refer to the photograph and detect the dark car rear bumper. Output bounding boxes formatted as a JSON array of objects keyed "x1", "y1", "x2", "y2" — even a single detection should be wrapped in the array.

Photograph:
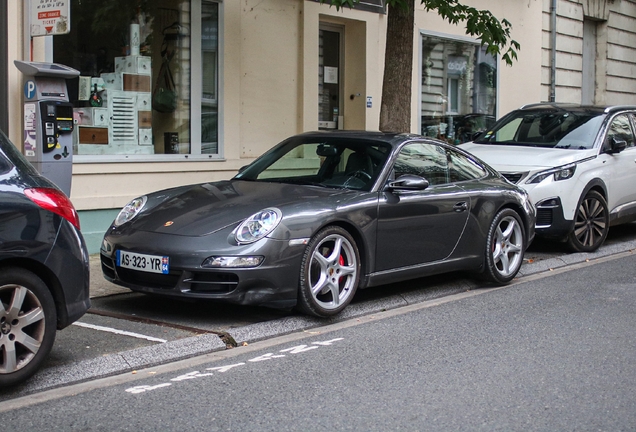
[{"x1": 47, "y1": 221, "x2": 91, "y2": 328}]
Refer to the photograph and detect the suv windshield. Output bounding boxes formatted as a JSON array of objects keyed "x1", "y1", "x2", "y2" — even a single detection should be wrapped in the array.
[{"x1": 474, "y1": 108, "x2": 605, "y2": 149}]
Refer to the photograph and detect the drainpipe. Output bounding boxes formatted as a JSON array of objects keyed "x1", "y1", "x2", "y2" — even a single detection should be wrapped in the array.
[{"x1": 550, "y1": 0, "x2": 557, "y2": 102}]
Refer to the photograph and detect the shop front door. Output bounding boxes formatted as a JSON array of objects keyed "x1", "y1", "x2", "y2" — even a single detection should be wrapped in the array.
[{"x1": 319, "y1": 25, "x2": 343, "y2": 130}]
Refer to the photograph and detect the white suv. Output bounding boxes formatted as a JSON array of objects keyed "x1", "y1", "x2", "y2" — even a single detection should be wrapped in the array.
[{"x1": 460, "y1": 103, "x2": 636, "y2": 252}]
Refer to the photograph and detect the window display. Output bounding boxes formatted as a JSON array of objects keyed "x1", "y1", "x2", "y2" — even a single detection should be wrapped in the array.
[
  {"x1": 420, "y1": 34, "x2": 497, "y2": 145},
  {"x1": 53, "y1": 0, "x2": 219, "y2": 157}
]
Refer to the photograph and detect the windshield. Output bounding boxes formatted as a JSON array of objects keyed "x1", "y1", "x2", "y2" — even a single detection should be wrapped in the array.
[
  {"x1": 474, "y1": 109, "x2": 605, "y2": 149},
  {"x1": 234, "y1": 137, "x2": 392, "y2": 191}
]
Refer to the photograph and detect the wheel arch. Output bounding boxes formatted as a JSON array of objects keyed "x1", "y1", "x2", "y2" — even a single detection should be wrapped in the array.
[
  {"x1": 0, "y1": 258, "x2": 68, "y2": 329},
  {"x1": 312, "y1": 220, "x2": 371, "y2": 289},
  {"x1": 580, "y1": 178, "x2": 608, "y2": 202},
  {"x1": 497, "y1": 202, "x2": 532, "y2": 248}
]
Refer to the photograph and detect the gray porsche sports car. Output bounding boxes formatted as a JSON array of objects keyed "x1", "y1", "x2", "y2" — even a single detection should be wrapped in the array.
[{"x1": 101, "y1": 131, "x2": 535, "y2": 317}]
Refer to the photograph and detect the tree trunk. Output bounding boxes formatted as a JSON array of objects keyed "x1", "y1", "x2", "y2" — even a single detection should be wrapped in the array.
[{"x1": 379, "y1": 0, "x2": 415, "y2": 133}]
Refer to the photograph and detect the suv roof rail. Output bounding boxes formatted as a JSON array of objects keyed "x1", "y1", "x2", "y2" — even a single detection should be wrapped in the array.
[
  {"x1": 518, "y1": 102, "x2": 580, "y2": 110},
  {"x1": 604, "y1": 105, "x2": 636, "y2": 114}
]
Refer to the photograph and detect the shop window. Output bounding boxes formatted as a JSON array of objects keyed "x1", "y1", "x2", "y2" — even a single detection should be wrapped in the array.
[
  {"x1": 421, "y1": 34, "x2": 497, "y2": 145},
  {"x1": 52, "y1": 0, "x2": 220, "y2": 158}
]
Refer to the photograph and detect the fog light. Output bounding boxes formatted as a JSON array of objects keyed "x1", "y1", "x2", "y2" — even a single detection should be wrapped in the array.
[
  {"x1": 537, "y1": 198, "x2": 560, "y2": 208},
  {"x1": 202, "y1": 256, "x2": 264, "y2": 268}
]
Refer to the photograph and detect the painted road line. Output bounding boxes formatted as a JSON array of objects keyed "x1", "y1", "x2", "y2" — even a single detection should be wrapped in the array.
[{"x1": 72, "y1": 321, "x2": 168, "y2": 343}]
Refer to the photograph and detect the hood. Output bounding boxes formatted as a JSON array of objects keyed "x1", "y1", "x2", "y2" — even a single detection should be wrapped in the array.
[
  {"x1": 460, "y1": 143, "x2": 597, "y2": 172},
  {"x1": 127, "y1": 180, "x2": 350, "y2": 236}
]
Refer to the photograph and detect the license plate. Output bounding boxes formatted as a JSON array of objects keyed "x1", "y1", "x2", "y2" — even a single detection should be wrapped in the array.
[{"x1": 116, "y1": 250, "x2": 170, "y2": 274}]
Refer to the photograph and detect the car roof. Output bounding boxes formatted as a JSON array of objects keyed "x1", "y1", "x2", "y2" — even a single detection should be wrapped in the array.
[
  {"x1": 517, "y1": 102, "x2": 636, "y2": 115},
  {"x1": 293, "y1": 130, "x2": 438, "y2": 148}
]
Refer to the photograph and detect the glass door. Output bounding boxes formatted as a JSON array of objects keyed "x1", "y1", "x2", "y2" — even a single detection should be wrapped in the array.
[{"x1": 319, "y1": 25, "x2": 343, "y2": 130}]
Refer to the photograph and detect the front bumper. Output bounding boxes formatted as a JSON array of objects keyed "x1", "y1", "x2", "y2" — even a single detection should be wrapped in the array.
[
  {"x1": 534, "y1": 197, "x2": 574, "y2": 239},
  {"x1": 101, "y1": 230, "x2": 307, "y2": 309}
]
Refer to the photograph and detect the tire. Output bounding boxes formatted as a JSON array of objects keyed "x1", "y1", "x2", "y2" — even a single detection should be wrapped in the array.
[
  {"x1": 0, "y1": 268, "x2": 57, "y2": 387},
  {"x1": 297, "y1": 226, "x2": 360, "y2": 317},
  {"x1": 566, "y1": 190, "x2": 609, "y2": 252},
  {"x1": 482, "y1": 208, "x2": 526, "y2": 285}
]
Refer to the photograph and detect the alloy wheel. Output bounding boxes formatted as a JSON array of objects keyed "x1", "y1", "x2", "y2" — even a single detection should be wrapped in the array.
[
  {"x1": 0, "y1": 284, "x2": 46, "y2": 375},
  {"x1": 572, "y1": 194, "x2": 608, "y2": 249},
  {"x1": 491, "y1": 215, "x2": 524, "y2": 278}
]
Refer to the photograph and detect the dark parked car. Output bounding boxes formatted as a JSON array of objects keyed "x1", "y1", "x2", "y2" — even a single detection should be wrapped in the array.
[
  {"x1": 101, "y1": 131, "x2": 535, "y2": 317},
  {"x1": 0, "y1": 130, "x2": 90, "y2": 387}
]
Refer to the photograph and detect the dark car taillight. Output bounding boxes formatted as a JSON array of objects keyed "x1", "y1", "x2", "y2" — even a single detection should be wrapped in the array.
[{"x1": 24, "y1": 187, "x2": 81, "y2": 230}]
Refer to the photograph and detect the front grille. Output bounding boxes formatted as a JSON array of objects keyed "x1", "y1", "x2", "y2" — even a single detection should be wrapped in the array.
[
  {"x1": 501, "y1": 172, "x2": 528, "y2": 184},
  {"x1": 185, "y1": 272, "x2": 239, "y2": 293},
  {"x1": 101, "y1": 253, "x2": 240, "y2": 294},
  {"x1": 116, "y1": 267, "x2": 181, "y2": 289},
  {"x1": 536, "y1": 208, "x2": 553, "y2": 227}
]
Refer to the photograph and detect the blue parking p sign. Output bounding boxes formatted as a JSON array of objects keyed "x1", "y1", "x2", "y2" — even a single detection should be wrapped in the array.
[{"x1": 24, "y1": 80, "x2": 36, "y2": 99}]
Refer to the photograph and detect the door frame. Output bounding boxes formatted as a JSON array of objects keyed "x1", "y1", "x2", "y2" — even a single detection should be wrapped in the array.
[{"x1": 318, "y1": 22, "x2": 345, "y2": 130}]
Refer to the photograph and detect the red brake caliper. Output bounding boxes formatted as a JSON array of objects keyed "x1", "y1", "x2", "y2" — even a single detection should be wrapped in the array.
[{"x1": 339, "y1": 255, "x2": 345, "y2": 284}]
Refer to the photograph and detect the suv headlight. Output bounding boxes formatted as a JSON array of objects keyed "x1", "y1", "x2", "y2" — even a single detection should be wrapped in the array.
[
  {"x1": 234, "y1": 208, "x2": 282, "y2": 244},
  {"x1": 527, "y1": 164, "x2": 576, "y2": 184},
  {"x1": 114, "y1": 196, "x2": 147, "y2": 226}
]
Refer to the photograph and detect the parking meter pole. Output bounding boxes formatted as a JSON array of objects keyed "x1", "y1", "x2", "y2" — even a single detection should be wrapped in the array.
[{"x1": 14, "y1": 61, "x2": 80, "y2": 197}]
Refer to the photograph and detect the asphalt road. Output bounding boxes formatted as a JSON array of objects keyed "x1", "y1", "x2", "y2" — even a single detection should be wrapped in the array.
[
  {"x1": 1, "y1": 250, "x2": 635, "y2": 430},
  {"x1": 1, "y1": 223, "x2": 636, "y2": 400}
]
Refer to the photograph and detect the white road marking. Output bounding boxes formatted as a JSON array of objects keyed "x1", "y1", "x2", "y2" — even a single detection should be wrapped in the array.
[{"x1": 72, "y1": 321, "x2": 168, "y2": 343}]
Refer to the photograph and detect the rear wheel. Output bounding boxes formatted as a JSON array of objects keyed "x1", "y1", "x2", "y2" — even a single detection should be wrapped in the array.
[
  {"x1": 0, "y1": 268, "x2": 56, "y2": 387},
  {"x1": 566, "y1": 190, "x2": 609, "y2": 252},
  {"x1": 297, "y1": 226, "x2": 360, "y2": 317},
  {"x1": 482, "y1": 208, "x2": 526, "y2": 284}
]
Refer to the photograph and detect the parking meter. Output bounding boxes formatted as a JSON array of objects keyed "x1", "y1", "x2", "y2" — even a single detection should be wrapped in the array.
[{"x1": 14, "y1": 60, "x2": 80, "y2": 196}]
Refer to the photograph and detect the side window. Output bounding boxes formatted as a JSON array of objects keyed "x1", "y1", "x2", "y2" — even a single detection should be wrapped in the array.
[
  {"x1": 628, "y1": 114, "x2": 636, "y2": 148},
  {"x1": 495, "y1": 117, "x2": 522, "y2": 142},
  {"x1": 394, "y1": 143, "x2": 449, "y2": 186},
  {"x1": 448, "y1": 148, "x2": 487, "y2": 182},
  {"x1": 606, "y1": 114, "x2": 636, "y2": 149}
]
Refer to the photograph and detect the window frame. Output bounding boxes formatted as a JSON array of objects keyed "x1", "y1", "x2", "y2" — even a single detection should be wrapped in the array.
[
  {"x1": 418, "y1": 30, "x2": 499, "y2": 140},
  {"x1": 45, "y1": 0, "x2": 224, "y2": 163}
]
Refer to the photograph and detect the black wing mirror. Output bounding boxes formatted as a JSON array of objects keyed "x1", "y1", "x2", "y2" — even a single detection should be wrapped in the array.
[
  {"x1": 386, "y1": 174, "x2": 430, "y2": 191},
  {"x1": 606, "y1": 136, "x2": 627, "y2": 154}
]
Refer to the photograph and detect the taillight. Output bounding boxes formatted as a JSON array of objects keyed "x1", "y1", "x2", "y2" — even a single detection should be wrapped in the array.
[{"x1": 24, "y1": 187, "x2": 81, "y2": 230}]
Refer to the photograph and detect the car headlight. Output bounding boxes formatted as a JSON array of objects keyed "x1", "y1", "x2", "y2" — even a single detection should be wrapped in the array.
[
  {"x1": 234, "y1": 208, "x2": 282, "y2": 244},
  {"x1": 526, "y1": 164, "x2": 576, "y2": 184},
  {"x1": 114, "y1": 196, "x2": 147, "y2": 227}
]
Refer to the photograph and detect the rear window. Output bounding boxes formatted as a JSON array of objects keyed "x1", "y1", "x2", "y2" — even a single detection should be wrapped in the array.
[{"x1": 0, "y1": 130, "x2": 38, "y2": 176}]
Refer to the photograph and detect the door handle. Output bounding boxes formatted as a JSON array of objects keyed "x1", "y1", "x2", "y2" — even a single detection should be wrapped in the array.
[{"x1": 453, "y1": 202, "x2": 468, "y2": 212}]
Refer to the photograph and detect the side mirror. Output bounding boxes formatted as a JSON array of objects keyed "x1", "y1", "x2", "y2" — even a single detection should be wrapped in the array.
[
  {"x1": 606, "y1": 136, "x2": 627, "y2": 154},
  {"x1": 386, "y1": 174, "x2": 430, "y2": 191},
  {"x1": 471, "y1": 131, "x2": 484, "y2": 141}
]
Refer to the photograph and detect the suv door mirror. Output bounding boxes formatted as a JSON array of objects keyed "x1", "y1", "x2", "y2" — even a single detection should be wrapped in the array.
[{"x1": 606, "y1": 136, "x2": 627, "y2": 154}]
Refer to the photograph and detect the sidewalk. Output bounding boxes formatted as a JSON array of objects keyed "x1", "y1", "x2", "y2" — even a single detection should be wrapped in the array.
[{"x1": 88, "y1": 254, "x2": 129, "y2": 298}]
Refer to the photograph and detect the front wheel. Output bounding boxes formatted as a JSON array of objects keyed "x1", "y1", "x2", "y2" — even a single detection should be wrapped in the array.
[
  {"x1": 0, "y1": 268, "x2": 57, "y2": 387},
  {"x1": 297, "y1": 226, "x2": 360, "y2": 317},
  {"x1": 566, "y1": 190, "x2": 609, "y2": 252},
  {"x1": 482, "y1": 208, "x2": 526, "y2": 284}
]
